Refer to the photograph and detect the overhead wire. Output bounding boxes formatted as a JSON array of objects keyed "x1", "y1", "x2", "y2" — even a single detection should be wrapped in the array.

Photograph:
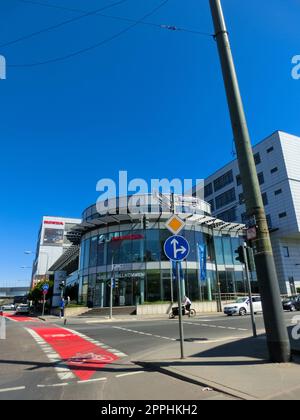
[
  {"x1": 1, "y1": 0, "x2": 131, "y2": 49},
  {"x1": 8, "y1": 0, "x2": 173, "y2": 67},
  {"x1": 13, "y1": 0, "x2": 213, "y2": 38},
  {"x1": 6, "y1": 0, "x2": 213, "y2": 68}
]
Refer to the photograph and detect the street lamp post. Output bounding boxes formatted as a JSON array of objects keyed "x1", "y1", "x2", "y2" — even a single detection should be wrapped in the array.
[{"x1": 209, "y1": 0, "x2": 291, "y2": 362}]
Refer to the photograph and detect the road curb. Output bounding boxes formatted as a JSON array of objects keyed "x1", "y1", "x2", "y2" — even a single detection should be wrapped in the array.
[{"x1": 135, "y1": 360, "x2": 256, "y2": 401}]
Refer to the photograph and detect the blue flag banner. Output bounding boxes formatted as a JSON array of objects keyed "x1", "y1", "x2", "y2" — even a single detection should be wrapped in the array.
[
  {"x1": 172, "y1": 261, "x2": 184, "y2": 282},
  {"x1": 198, "y1": 243, "x2": 207, "y2": 282}
]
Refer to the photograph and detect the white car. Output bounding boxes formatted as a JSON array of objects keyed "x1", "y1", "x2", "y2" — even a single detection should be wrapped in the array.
[
  {"x1": 1, "y1": 304, "x2": 15, "y2": 311},
  {"x1": 224, "y1": 297, "x2": 263, "y2": 316},
  {"x1": 15, "y1": 304, "x2": 30, "y2": 315}
]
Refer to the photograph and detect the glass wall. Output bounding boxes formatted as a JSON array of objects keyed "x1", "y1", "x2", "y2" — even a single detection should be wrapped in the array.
[{"x1": 78, "y1": 226, "x2": 246, "y2": 306}]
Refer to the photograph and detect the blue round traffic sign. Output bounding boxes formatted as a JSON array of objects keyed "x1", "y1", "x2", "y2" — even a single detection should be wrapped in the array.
[
  {"x1": 164, "y1": 235, "x2": 190, "y2": 262},
  {"x1": 42, "y1": 284, "x2": 49, "y2": 291}
]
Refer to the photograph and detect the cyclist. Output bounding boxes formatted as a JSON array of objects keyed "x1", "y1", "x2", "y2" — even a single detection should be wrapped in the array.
[{"x1": 182, "y1": 295, "x2": 192, "y2": 316}]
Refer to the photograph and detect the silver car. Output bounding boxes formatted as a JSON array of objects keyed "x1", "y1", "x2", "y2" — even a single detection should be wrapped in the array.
[{"x1": 15, "y1": 304, "x2": 30, "y2": 314}]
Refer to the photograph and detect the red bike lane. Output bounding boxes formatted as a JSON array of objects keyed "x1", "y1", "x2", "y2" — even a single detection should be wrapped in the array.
[{"x1": 2, "y1": 314, "x2": 121, "y2": 381}]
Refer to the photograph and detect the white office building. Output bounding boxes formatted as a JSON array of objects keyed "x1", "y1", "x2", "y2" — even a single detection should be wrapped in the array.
[
  {"x1": 204, "y1": 131, "x2": 300, "y2": 295},
  {"x1": 31, "y1": 216, "x2": 81, "y2": 288}
]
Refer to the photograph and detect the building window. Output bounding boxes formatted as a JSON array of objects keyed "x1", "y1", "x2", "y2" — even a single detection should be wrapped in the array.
[
  {"x1": 236, "y1": 174, "x2": 242, "y2": 186},
  {"x1": 204, "y1": 183, "x2": 213, "y2": 198},
  {"x1": 274, "y1": 189, "x2": 282, "y2": 196},
  {"x1": 283, "y1": 246, "x2": 290, "y2": 258},
  {"x1": 267, "y1": 146, "x2": 274, "y2": 153},
  {"x1": 89, "y1": 236, "x2": 98, "y2": 267},
  {"x1": 266, "y1": 214, "x2": 272, "y2": 229},
  {"x1": 279, "y1": 212, "x2": 287, "y2": 219},
  {"x1": 217, "y1": 207, "x2": 237, "y2": 223},
  {"x1": 271, "y1": 167, "x2": 278, "y2": 174},
  {"x1": 215, "y1": 188, "x2": 236, "y2": 210},
  {"x1": 208, "y1": 199, "x2": 215, "y2": 212},
  {"x1": 258, "y1": 172, "x2": 265, "y2": 185},
  {"x1": 213, "y1": 170, "x2": 234, "y2": 192},
  {"x1": 239, "y1": 193, "x2": 245, "y2": 205},
  {"x1": 145, "y1": 229, "x2": 160, "y2": 262},
  {"x1": 262, "y1": 192, "x2": 268, "y2": 206},
  {"x1": 254, "y1": 152, "x2": 261, "y2": 165}
]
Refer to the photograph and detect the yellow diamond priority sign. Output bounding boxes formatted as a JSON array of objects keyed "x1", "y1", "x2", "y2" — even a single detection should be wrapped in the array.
[{"x1": 166, "y1": 215, "x2": 185, "y2": 235}]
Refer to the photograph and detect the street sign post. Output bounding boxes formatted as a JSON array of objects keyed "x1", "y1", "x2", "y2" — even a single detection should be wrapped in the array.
[
  {"x1": 42, "y1": 283, "x2": 49, "y2": 317},
  {"x1": 42, "y1": 284, "x2": 49, "y2": 292},
  {"x1": 164, "y1": 235, "x2": 190, "y2": 359}
]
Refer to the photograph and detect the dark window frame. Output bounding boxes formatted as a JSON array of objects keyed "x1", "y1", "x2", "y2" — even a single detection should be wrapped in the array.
[{"x1": 213, "y1": 170, "x2": 234, "y2": 192}]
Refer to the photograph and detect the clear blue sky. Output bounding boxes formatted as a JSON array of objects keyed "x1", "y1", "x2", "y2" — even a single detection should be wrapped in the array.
[{"x1": 0, "y1": 0, "x2": 299, "y2": 287}]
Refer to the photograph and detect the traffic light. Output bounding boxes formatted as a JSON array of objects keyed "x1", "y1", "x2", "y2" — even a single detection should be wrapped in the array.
[
  {"x1": 59, "y1": 281, "x2": 65, "y2": 290},
  {"x1": 143, "y1": 216, "x2": 150, "y2": 230},
  {"x1": 246, "y1": 247, "x2": 256, "y2": 272},
  {"x1": 235, "y1": 246, "x2": 245, "y2": 264}
]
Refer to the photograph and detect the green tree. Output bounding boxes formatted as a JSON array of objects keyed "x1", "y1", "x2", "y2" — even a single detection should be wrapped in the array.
[{"x1": 28, "y1": 280, "x2": 54, "y2": 305}]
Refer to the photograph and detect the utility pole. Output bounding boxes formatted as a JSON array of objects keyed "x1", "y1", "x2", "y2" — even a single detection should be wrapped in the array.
[
  {"x1": 209, "y1": 0, "x2": 290, "y2": 362},
  {"x1": 242, "y1": 244, "x2": 257, "y2": 338}
]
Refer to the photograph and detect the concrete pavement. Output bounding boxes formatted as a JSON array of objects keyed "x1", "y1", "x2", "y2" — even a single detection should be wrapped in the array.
[
  {"x1": 136, "y1": 334, "x2": 300, "y2": 400},
  {"x1": 3, "y1": 311, "x2": 300, "y2": 400},
  {"x1": 0, "y1": 314, "x2": 233, "y2": 400}
]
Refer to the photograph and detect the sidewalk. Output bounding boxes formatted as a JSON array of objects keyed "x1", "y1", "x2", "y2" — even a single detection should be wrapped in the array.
[
  {"x1": 37, "y1": 313, "x2": 173, "y2": 323},
  {"x1": 136, "y1": 334, "x2": 300, "y2": 400}
]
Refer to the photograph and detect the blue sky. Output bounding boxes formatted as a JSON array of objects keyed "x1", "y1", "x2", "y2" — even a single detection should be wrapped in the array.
[{"x1": 0, "y1": 0, "x2": 299, "y2": 287}]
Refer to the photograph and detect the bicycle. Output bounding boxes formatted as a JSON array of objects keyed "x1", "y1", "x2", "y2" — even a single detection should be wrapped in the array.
[{"x1": 169, "y1": 305, "x2": 196, "y2": 319}]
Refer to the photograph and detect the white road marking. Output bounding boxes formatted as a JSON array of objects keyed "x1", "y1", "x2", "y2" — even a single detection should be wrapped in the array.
[
  {"x1": 183, "y1": 321, "x2": 249, "y2": 333},
  {"x1": 0, "y1": 386, "x2": 25, "y2": 393},
  {"x1": 37, "y1": 383, "x2": 69, "y2": 388},
  {"x1": 25, "y1": 328, "x2": 76, "y2": 381},
  {"x1": 115, "y1": 371, "x2": 144, "y2": 378},
  {"x1": 77, "y1": 378, "x2": 107, "y2": 384},
  {"x1": 112, "y1": 326, "x2": 175, "y2": 342},
  {"x1": 63, "y1": 327, "x2": 127, "y2": 357}
]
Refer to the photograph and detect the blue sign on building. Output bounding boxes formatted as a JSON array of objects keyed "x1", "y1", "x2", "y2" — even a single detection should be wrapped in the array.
[{"x1": 198, "y1": 243, "x2": 207, "y2": 282}]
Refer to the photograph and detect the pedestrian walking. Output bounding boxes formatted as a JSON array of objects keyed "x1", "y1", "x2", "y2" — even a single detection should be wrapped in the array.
[{"x1": 60, "y1": 298, "x2": 65, "y2": 318}]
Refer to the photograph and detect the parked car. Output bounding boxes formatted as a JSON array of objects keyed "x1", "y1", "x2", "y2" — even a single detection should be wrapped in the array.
[
  {"x1": 15, "y1": 304, "x2": 30, "y2": 315},
  {"x1": 1, "y1": 304, "x2": 15, "y2": 311},
  {"x1": 282, "y1": 295, "x2": 300, "y2": 312},
  {"x1": 224, "y1": 296, "x2": 263, "y2": 316}
]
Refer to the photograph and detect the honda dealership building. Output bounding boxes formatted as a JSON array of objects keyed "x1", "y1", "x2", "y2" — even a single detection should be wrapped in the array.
[{"x1": 49, "y1": 194, "x2": 250, "y2": 308}]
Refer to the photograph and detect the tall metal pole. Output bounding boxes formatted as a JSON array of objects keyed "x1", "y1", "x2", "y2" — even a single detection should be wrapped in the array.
[
  {"x1": 177, "y1": 261, "x2": 185, "y2": 359},
  {"x1": 209, "y1": 0, "x2": 290, "y2": 362},
  {"x1": 242, "y1": 244, "x2": 257, "y2": 338},
  {"x1": 42, "y1": 294, "x2": 46, "y2": 317},
  {"x1": 110, "y1": 255, "x2": 114, "y2": 320}
]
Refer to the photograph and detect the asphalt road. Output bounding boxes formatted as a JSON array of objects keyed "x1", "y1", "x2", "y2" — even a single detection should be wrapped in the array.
[{"x1": 0, "y1": 311, "x2": 298, "y2": 400}]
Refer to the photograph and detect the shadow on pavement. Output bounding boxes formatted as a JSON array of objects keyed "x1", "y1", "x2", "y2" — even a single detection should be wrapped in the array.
[
  {"x1": 0, "y1": 359, "x2": 149, "y2": 374},
  {"x1": 137, "y1": 331, "x2": 300, "y2": 368}
]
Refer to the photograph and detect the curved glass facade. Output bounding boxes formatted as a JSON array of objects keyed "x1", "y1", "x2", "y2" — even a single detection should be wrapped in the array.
[{"x1": 78, "y1": 221, "x2": 249, "y2": 308}]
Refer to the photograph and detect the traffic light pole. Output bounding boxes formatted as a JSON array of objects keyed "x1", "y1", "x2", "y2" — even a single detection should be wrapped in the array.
[
  {"x1": 242, "y1": 245, "x2": 257, "y2": 338},
  {"x1": 42, "y1": 294, "x2": 46, "y2": 317},
  {"x1": 110, "y1": 254, "x2": 115, "y2": 320},
  {"x1": 209, "y1": 0, "x2": 291, "y2": 362},
  {"x1": 177, "y1": 261, "x2": 185, "y2": 359}
]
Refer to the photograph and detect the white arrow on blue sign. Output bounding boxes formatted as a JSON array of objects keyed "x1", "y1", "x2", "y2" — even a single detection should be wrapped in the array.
[
  {"x1": 42, "y1": 284, "x2": 49, "y2": 291},
  {"x1": 164, "y1": 235, "x2": 190, "y2": 262}
]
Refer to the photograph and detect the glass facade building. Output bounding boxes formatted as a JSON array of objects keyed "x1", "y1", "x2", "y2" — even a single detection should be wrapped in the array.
[{"x1": 74, "y1": 195, "x2": 250, "y2": 308}]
